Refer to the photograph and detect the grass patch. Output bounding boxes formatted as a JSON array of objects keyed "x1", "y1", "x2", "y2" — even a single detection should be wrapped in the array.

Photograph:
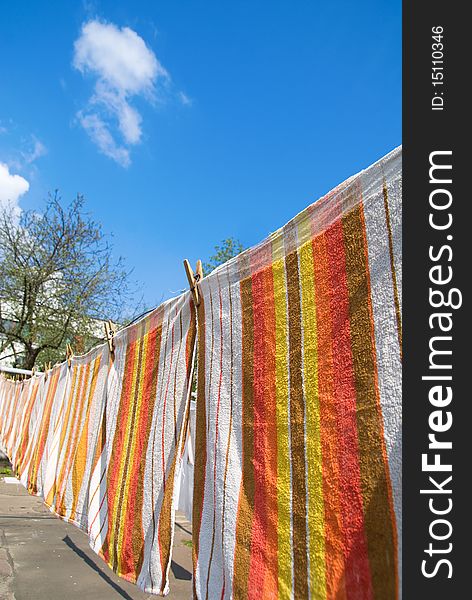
[
  {"x1": 0, "y1": 466, "x2": 12, "y2": 475},
  {"x1": 182, "y1": 539, "x2": 192, "y2": 548}
]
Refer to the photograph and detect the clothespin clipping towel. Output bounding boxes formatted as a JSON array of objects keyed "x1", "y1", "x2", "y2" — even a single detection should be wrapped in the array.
[
  {"x1": 66, "y1": 344, "x2": 73, "y2": 368},
  {"x1": 104, "y1": 320, "x2": 117, "y2": 356},
  {"x1": 183, "y1": 259, "x2": 203, "y2": 307},
  {"x1": 44, "y1": 362, "x2": 52, "y2": 381}
]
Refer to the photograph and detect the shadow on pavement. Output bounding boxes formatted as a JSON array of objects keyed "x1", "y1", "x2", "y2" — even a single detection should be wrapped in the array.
[
  {"x1": 171, "y1": 559, "x2": 192, "y2": 581},
  {"x1": 62, "y1": 535, "x2": 135, "y2": 600},
  {"x1": 175, "y1": 521, "x2": 191, "y2": 536}
]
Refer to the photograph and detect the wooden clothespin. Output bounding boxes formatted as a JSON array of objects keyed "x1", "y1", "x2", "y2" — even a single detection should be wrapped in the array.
[
  {"x1": 44, "y1": 361, "x2": 52, "y2": 381},
  {"x1": 183, "y1": 259, "x2": 203, "y2": 307},
  {"x1": 104, "y1": 320, "x2": 116, "y2": 356},
  {"x1": 66, "y1": 343, "x2": 73, "y2": 368}
]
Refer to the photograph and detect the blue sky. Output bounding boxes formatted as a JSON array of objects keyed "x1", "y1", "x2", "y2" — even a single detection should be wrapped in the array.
[{"x1": 0, "y1": 0, "x2": 401, "y2": 308}]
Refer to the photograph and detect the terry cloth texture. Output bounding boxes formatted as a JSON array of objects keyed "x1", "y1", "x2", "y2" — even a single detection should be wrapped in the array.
[
  {"x1": 44, "y1": 345, "x2": 108, "y2": 530},
  {"x1": 0, "y1": 377, "x2": 25, "y2": 462},
  {"x1": 0, "y1": 377, "x2": 22, "y2": 460},
  {"x1": 24, "y1": 363, "x2": 69, "y2": 498},
  {"x1": 192, "y1": 147, "x2": 402, "y2": 600},
  {"x1": 8, "y1": 376, "x2": 42, "y2": 474},
  {"x1": 0, "y1": 292, "x2": 196, "y2": 597},
  {"x1": 87, "y1": 293, "x2": 196, "y2": 596}
]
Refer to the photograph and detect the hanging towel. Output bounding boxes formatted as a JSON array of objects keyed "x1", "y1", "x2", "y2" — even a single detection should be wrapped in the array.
[
  {"x1": 44, "y1": 345, "x2": 108, "y2": 530},
  {"x1": 0, "y1": 377, "x2": 22, "y2": 458},
  {"x1": 24, "y1": 363, "x2": 69, "y2": 497},
  {"x1": 10, "y1": 376, "x2": 42, "y2": 475},
  {"x1": 192, "y1": 147, "x2": 402, "y2": 600},
  {"x1": 87, "y1": 293, "x2": 196, "y2": 596},
  {"x1": 11, "y1": 376, "x2": 43, "y2": 481}
]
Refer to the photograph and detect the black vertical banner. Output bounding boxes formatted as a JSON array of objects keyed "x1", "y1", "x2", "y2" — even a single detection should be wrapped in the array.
[{"x1": 403, "y1": 2, "x2": 468, "y2": 598}]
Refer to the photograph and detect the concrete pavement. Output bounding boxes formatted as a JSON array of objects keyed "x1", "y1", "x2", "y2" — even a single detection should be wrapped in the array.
[{"x1": 0, "y1": 477, "x2": 193, "y2": 600}]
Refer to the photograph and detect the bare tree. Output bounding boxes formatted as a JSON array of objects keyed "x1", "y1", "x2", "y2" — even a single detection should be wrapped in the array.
[{"x1": 0, "y1": 193, "x2": 135, "y2": 369}]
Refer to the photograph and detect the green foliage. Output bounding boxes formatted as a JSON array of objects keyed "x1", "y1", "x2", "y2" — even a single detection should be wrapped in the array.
[{"x1": 202, "y1": 237, "x2": 244, "y2": 276}]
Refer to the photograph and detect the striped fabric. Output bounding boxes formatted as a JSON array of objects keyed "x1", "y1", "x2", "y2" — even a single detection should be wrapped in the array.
[
  {"x1": 10, "y1": 376, "x2": 42, "y2": 474},
  {"x1": 192, "y1": 147, "x2": 402, "y2": 599},
  {"x1": 0, "y1": 292, "x2": 196, "y2": 597},
  {"x1": 44, "y1": 346, "x2": 108, "y2": 531},
  {"x1": 88, "y1": 293, "x2": 196, "y2": 595},
  {"x1": 10, "y1": 376, "x2": 43, "y2": 480},
  {"x1": 24, "y1": 363, "x2": 69, "y2": 497},
  {"x1": 0, "y1": 377, "x2": 19, "y2": 458},
  {"x1": 0, "y1": 376, "x2": 26, "y2": 462},
  {"x1": 2, "y1": 146, "x2": 401, "y2": 599}
]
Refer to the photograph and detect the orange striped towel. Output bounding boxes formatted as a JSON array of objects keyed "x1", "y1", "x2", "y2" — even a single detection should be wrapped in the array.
[
  {"x1": 24, "y1": 363, "x2": 69, "y2": 498},
  {"x1": 44, "y1": 345, "x2": 108, "y2": 530},
  {"x1": 192, "y1": 147, "x2": 402, "y2": 599},
  {"x1": 88, "y1": 293, "x2": 197, "y2": 595}
]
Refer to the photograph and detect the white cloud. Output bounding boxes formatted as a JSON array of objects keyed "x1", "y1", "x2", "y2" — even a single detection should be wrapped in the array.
[
  {"x1": 74, "y1": 20, "x2": 167, "y2": 95},
  {"x1": 178, "y1": 92, "x2": 192, "y2": 106},
  {"x1": 22, "y1": 136, "x2": 47, "y2": 164},
  {"x1": 73, "y1": 20, "x2": 168, "y2": 166},
  {"x1": 0, "y1": 163, "x2": 29, "y2": 209},
  {"x1": 91, "y1": 80, "x2": 142, "y2": 144},
  {"x1": 77, "y1": 112, "x2": 131, "y2": 168}
]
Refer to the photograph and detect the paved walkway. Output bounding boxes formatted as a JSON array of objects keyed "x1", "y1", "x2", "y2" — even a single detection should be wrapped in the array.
[{"x1": 0, "y1": 478, "x2": 193, "y2": 599}]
